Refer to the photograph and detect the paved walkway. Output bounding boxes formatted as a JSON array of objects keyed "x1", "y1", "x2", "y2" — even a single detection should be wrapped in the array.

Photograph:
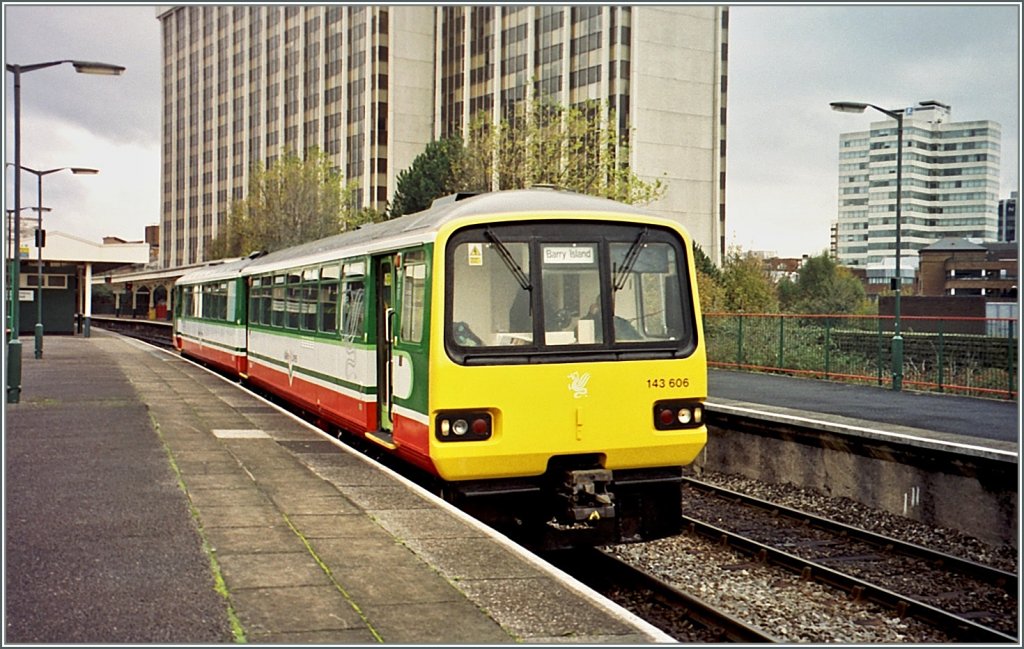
[{"x1": 5, "y1": 332, "x2": 668, "y2": 644}]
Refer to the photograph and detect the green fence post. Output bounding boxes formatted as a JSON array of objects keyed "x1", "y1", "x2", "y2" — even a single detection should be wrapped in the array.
[
  {"x1": 777, "y1": 315, "x2": 785, "y2": 369},
  {"x1": 737, "y1": 314, "x2": 744, "y2": 367},
  {"x1": 1008, "y1": 319, "x2": 1016, "y2": 400},
  {"x1": 824, "y1": 318, "x2": 831, "y2": 379},
  {"x1": 937, "y1": 319, "x2": 944, "y2": 393},
  {"x1": 877, "y1": 315, "x2": 884, "y2": 386}
]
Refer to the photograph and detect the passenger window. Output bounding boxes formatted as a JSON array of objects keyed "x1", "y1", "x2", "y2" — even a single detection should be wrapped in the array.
[
  {"x1": 319, "y1": 264, "x2": 340, "y2": 333},
  {"x1": 340, "y1": 261, "x2": 366, "y2": 341},
  {"x1": 271, "y1": 275, "x2": 286, "y2": 327},
  {"x1": 400, "y1": 251, "x2": 427, "y2": 344},
  {"x1": 286, "y1": 272, "x2": 301, "y2": 329}
]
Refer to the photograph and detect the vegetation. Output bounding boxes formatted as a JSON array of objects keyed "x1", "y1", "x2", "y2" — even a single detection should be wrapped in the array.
[
  {"x1": 209, "y1": 148, "x2": 384, "y2": 258},
  {"x1": 388, "y1": 137, "x2": 463, "y2": 218},
  {"x1": 778, "y1": 252, "x2": 868, "y2": 314},
  {"x1": 389, "y1": 99, "x2": 665, "y2": 219},
  {"x1": 693, "y1": 244, "x2": 725, "y2": 314},
  {"x1": 454, "y1": 100, "x2": 664, "y2": 204},
  {"x1": 697, "y1": 249, "x2": 1016, "y2": 398},
  {"x1": 718, "y1": 249, "x2": 779, "y2": 314}
]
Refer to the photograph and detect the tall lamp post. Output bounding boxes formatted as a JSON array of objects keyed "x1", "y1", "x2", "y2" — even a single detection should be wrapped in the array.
[
  {"x1": 18, "y1": 166, "x2": 100, "y2": 359},
  {"x1": 5, "y1": 59, "x2": 124, "y2": 404},
  {"x1": 831, "y1": 100, "x2": 905, "y2": 391}
]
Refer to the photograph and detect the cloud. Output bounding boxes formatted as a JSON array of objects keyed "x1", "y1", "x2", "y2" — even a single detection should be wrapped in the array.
[
  {"x1": 3, "y1": 5, "x2": 161, "y2": 144},
  {"x1": 11, "y1": 115, "x2": 160, "y2": 242}
]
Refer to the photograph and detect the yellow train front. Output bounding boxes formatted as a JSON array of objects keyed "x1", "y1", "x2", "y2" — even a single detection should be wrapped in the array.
[{"x1": 420, "y1": 190, "x2": 707, "y2": 549}]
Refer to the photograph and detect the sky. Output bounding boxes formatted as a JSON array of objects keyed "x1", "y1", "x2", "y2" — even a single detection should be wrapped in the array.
[{"x1": 2, "y1": 3, "x2": 1021, "y2": 257}]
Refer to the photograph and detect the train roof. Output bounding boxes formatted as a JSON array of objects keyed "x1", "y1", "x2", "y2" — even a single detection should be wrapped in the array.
[
  {"x1": 182, "y1": 188, "x2": 664, "y2": 281},
  {"x1": 175, "y1": 255, "x2": 256, "y2": 285}
]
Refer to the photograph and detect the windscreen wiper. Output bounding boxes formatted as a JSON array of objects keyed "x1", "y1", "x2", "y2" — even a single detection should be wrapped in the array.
[
  {"x1": 485, "y1": 228, "x2": 532, "y2": 291},
  {"x1": 614, "y1": 227, "x2": 649, "y2": 291}
]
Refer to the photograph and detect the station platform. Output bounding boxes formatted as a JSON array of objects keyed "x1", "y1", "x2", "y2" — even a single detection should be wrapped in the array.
[
  {"x1": 4, "y1": 332, "x2": 671, "y2": 644},
  {"x1": 708, "y1": 368, "x2": 1019, "y2": 455}
]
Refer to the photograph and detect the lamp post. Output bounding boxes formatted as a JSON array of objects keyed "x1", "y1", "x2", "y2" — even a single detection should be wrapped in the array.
[
  {"x1": 17, "y1": 166, "x2": 100, "y2": 359},
  {"x1": 5, "y1": 59, "x2": 124, "y2": 403},
  {"x1": 831, "y1": 100, "x2": 905, "y2": 391}
]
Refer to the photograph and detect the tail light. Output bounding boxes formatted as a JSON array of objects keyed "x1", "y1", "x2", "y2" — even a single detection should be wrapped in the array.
[
  {"x1": 653, "y1": 400, "x2": 704, "y2": 430},
  {"x1": 436, "y1": 411, "x2": 492, "y2": 441}
]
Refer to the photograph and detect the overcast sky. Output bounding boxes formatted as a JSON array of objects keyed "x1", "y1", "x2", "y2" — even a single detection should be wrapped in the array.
[{"x1": 3, "y1": 4, "x2": 1020, "y2": 257}]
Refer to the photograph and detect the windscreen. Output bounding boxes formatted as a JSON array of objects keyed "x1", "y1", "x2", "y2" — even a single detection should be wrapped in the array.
[{"x1": 445, "y1": 221, "x2": 696, "y2": 364}]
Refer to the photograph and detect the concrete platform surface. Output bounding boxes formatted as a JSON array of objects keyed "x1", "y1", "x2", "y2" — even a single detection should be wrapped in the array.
[{"x1": 4, "y1": 332, "x2": 672, "y2": 644}]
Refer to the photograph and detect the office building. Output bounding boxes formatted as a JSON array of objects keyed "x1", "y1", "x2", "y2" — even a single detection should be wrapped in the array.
[
  {"x1": 834, "y1": 100, "x2": 1001, "y2": 288},
  {"x1": 998, "y1": 190, "x2": 1017, "y2": 243},
  {"x1": 157, "y1": 6, "x2": 728, "y2": 267}
]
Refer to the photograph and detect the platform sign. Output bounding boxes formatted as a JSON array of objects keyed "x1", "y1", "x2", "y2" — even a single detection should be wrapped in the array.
[{"x1": 19, "y1": 290, "x2": 34, "y2": 302}]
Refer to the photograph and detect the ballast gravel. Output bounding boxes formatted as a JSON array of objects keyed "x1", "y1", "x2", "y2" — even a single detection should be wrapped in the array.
[{"x1": 604, "y1": 471, "x2": 1017, "y2": 643}]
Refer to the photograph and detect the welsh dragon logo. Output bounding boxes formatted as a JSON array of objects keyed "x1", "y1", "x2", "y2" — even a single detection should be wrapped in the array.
[{"x1": 567, "y1": 371, "x2": 591, "y2": 399}]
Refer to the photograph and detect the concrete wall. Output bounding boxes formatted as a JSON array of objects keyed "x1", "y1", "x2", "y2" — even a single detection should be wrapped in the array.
[{"x1": 693, "y1": 411, "x2": 1018, "y2": 549}]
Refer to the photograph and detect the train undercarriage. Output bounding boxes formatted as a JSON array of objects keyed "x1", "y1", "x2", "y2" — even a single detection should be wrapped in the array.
[{"x1": 445, "y1": 462, "x2": 685, "y2": 551}]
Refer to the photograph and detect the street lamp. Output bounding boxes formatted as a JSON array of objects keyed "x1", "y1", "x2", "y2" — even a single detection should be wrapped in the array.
[
  {"x1": 18, "y1": 166, "x2": 100, "y2": 359},
  {"x1": 831, "y1": 100, "x2": 905, "y2": 391},
  {"x1": 5, "y1": 59, "x2": 124, "y2": 403}
]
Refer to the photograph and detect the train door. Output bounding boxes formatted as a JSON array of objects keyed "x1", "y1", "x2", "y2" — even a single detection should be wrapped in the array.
[{"x1": 374, "y1": 255, "x2": 395, "y2": 433}]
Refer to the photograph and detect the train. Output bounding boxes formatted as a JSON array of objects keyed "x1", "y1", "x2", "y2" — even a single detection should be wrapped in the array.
[{"x1": 173, "y1": 187, "x2": 708, "y2": 549}]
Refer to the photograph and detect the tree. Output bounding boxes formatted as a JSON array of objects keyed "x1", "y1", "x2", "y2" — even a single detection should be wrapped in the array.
[
  {"x1": 452, "y1": 100, "x2": 665, "y2": 205},
  {"x1": 388, "y1": 137, "x2": 464, "y2": 218},
  {"x1": 209, "y1": 148, "x2": 380, "y2": 258},
  {"x1": 692, "y1": 244, "x2": 720, "y2": 281},
  {"x1": 719, "y1": 249, "x2": 779, "y2": 313},
  {"x1": 779, "y1": 252, "x2": 867, "y2": 314},
  {"x1": 691, "y1": 243, "x2": 725, "y2": 313}
]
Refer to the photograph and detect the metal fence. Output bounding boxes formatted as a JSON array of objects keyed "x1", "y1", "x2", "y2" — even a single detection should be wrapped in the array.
[{"x1": 704, "y1": 313, "x2": 1019, "y2": 400}]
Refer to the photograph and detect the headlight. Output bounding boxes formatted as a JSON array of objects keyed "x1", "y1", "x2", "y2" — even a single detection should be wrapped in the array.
[
  {"x1": 436, "y1": 411, "x2": 493, "y2": 441},
  {"x1": 653, "y1": 400, "x2": 705, "y2": 430}
]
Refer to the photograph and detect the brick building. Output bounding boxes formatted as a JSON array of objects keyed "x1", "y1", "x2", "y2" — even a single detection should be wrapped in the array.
[{"x1": 915, "y1": 238, "x2": 1017, "y2": 299}]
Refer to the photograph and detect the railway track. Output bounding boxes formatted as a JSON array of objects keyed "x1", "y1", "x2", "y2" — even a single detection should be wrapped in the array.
[
  {"x1": 670, "y1": 478, "x2": 1017, "y2": 642},
  {"x1": 92, "y1": 316, "x2": 174, "y2": 348},
  {"x1": 544, "y1": 547, "x2": 779, "y2": 643}
]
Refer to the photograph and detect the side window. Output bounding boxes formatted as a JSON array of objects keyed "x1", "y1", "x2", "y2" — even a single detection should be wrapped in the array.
[
  {"x1": 286, "y1": 271, "x2": 301, "y2": 329},
  {"x1": 400, "y1": 250, "x2": 427, "y2": 344},
  {"x1": 255, "y1": 276, "x2": 270, "y2": 325},
  {"x1": 340, "y1": 261, "x2": 366, "y2": 340},
  {"x1": 181, "y1": 286, "x2": 194, "y2": 318},
  {"x1": 319, "y1": 264, "x2": 340, "y2": 333},
  {"x1": 271, "y1": 275, "x2": 286, "y2": 327},
  {"x1": 300, "y1": 267, "x2": 318, "y2": 331},
  {"x1": 217, "y1": 282, "x2": 229, "y2": 320}
]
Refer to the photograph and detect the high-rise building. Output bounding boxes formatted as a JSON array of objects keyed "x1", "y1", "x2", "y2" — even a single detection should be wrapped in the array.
[
  {"x1": 834, "y1": 100, "x2": 1001, "y2": 289},
  {"x1": 998, "y1": 190, "x2": 1017, "y2": 243},
  {"x1": 157, "y1": 6, "x2": 728, "y2": 267}
]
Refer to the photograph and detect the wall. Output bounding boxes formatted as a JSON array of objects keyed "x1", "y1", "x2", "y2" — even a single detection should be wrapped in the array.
[{"x1": 694, "y1": 410, "x2": 1018, "y2": 549}]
